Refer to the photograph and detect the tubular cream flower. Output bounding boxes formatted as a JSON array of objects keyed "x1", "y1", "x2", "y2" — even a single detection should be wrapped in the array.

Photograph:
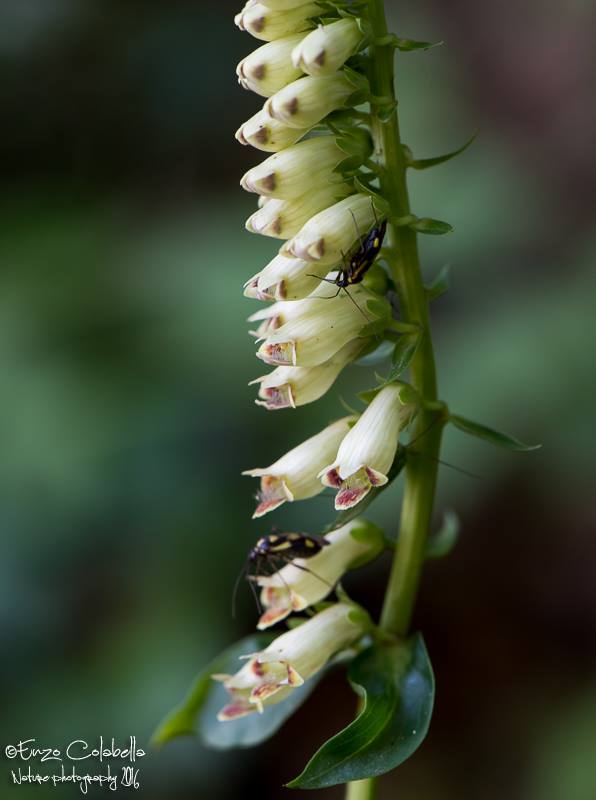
[
  {"x1": 255, "y1": 285, "x2": 388, "y2": 366},
  {"x1": 243, "y1": 416, "x2": 353, "y2": 517},
  {"x1": 237, "y1": 34, "x2": 305, "y2": 97},
  {"x1": 236, "y1": 109, "x2": 311, "y2": 153},
  {"x1": 234, "y1": 2, "x2": 320, "y2": 43},
  {"x1": 256, "y1": 519, "x2": 384, "y2": 628},
  {"x1": 240, "y1": 135, "x2": 348, "y2": 199},
  {"x1": 243, "y1": 254, "x2": 324, "y2": 301},
  {"x1": 214, "y1": 602, "x2": 369, "y2": 719},
  {"x1": 245, "y1": 183, "x2": 352, "y2": 239},
  {"x1": 282, "y1": 192, "x2": 377, "y2": 265},
  {"x1": 320, "y1": 383, "x2": 419, "y2": 510},
  {"x1": 292, "y1": 19, "x2": 364, "y2": 76},
  {"x1": 265, "y1": 71, "x2": 355, "y2": 129},
  {"x1": 251, "y1": 338, "x2": 365, "y2": 410}
]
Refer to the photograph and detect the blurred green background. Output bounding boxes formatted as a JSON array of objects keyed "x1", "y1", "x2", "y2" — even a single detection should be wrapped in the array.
[{"x1": 1, "y1": 1, "x2": 595, "y2": 798}]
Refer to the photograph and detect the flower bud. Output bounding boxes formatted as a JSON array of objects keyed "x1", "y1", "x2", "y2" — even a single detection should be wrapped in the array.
[
  {"x1": 214, "y1": 602, "x2": 368, "y2": 719},
  {"x1": 235, "y1": 2, "x2": 319, "y2": 42},
  {"x1": 257, "y1": 519, "x2": 384, "y2": 628},
  {"x1": 240, "y1": 135, "x2": 346, "y2": 199},
  {"x1": 265, "y1": 71, "x2": 354, "y2": 129},
  {"x1": 245, "y1": 182, "x2": 352, "y2": 239},
  {"x1": 255, "y1": 285, "x2": 388, "y2": 366},
  {"x1": 282, "y1": 193, "x2": 377, "y2": 265},
  {"x1": 292, "y1": 19, "x2": 364, "y2": 76},
  {"x1": 243, "y1": 254, "x2": 324, "y2": 301},
  {"x1": 251, "y1": 339, "x2": 365, "y2": 410},
  {"x1": 237, "y1": 34, "x2": 305, "y2": 97},
  {"x1": 242, "y1": 416, "x2": 353, "y2": 517},
  {"x1": 236, "y1": 108, "x2": 311, "y2": 153},
  {"x1": 320, "y1": 383, "x2": 419, "y2": 510}
]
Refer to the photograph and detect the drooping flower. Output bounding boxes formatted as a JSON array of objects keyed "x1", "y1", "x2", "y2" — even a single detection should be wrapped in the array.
[
  {"x1": 240, "y1": 135, "x2": 350, "y2": 199},
  {"x1": 256, "y1": 519, "x2": 384, "y2": 628},
  {"x1": 282, "y1": 193, "x2": 379, "y2": 265},
  {"x1": 243, "y1": 416, "x2": 354, "y2": 517},
  {"x1": 320, "y1": 383, "x2": 419, "y2": 509},
  {"x1": 253, "y1": 284, "x2": 389, "y2": 367},
  {"x1": 214, "y1": 602, "x2": 369, "y2": 719},
  {"x1": 291, "y1": 19, "x2": 364, "y2": 76},
  {"x1": 243, "y1": 253, "x2": 324, "y2": 301},
  {"x1": 245, "y1": 183, "x2": 352, "y2": 239},
  {"x1": 237, "y1": 33, "x2": 305, "y2": 97},
  {"x1": 251, "y1": 338, "x2": 366, "y2": 410},
  {"x1": 265, "y1": 72, "x2": 355, "y2": 129},
  {"x1": 234, "y1": 2, "x2": 320, "y2": 43},
  {"x1": 235, "y1": 108, "x2": 311, "y2": 153}
]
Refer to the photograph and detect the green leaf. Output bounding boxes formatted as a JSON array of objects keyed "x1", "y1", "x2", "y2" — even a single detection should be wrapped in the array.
[
  {"x1": 287, "y1": 634, "x2": 434, "y2": 788},
  {"x1": 396, "y1": 37, "x2": 443, "y2": 51},
  {"x1": 407, "y1": 135, "x2": 476, "y2": 170},
  {"x1": 384, "y1": 333, "x2": 421, "y2": 382},
  {"x1": 450, "y1": 414, "x2": 542, "y2": 452},
  {"x1": 425, "y1": 263, "x2": 451, "y2": 301},
  {"x1": 324, "y1": 449, "x2": 407, "y2": 533},
  {"x1": 152, "y1": 634, "x2": 326, "y2": 751},
  {"x1": 426, "y1": 510, "x2": 460, "y2": 560},
  {"x1": 409, "y1": 217, "x2": 453, "y2": 235}
]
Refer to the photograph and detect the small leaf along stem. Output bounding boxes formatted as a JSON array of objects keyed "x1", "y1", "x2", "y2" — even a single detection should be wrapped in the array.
[{"x1": 345, "y1": 0, "x2": 445, "y2": 796}]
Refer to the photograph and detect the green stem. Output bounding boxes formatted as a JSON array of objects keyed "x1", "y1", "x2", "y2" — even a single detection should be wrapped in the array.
[
  {"x1": 346, "y1": 778, "x2": 377, "y2": 800},
  {"x1": 345, "y1": 0, "x2": 444, "y2": 795}
]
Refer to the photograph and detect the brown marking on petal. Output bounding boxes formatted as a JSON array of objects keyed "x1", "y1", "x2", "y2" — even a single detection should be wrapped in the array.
[
  {"x1": 251, "y1": 15, "x2": 266, "y2": 34},
  {"x1": 218, "y1": 702, "x2": 255, "y2": 721},
  {"x1": 365, "y1": 467, "x2": 387, "y2": 487},
  {"x1": 286, "y1": 665, "x2": 304, "y2": 687},
  {"x1": 260, "y1": 173, "x2": 277, "y2": 192},
  {"x1": 335, "y1": 484, "x2": 371, "y2": 510},
  {"x1": 252, "y1": 64, "x2": 266, "y2": 80},
  {"x1": 285, "y1": 96, "x2": 299, "y2": 117},
  {"x1": 277, "y1": 280, "x2": 287, "y2": 300},
  {"x1": 307, "y1": 238, "x2": 325, "y2": 260},
  {"x1": 271, "y1": 217, "x2": 283, "y2": 235},
  {"x1": 314, "y1": 50, "x2": 326, "y2": 67},
  {"x1": 253, "y1": 126, "x2": 270, "y2": 145},
  {"x1": 323, "y1": 468, "x2": 343, "y2": 488},
  {"x1": 257, "y1": 605, "x2": 291, "y2": 630},
  {"x1": 251, "y1": 660, "x2": 265, "y2": 678},
  {"x1": 261, "y1": 342, "x2": 294, "y2": 365},
  {"x1": 253, "y1": 496, "x2": 286, "y2": 518},
  {"x1": 251, "y1": 682, "x2": 281, "y2": 701}
]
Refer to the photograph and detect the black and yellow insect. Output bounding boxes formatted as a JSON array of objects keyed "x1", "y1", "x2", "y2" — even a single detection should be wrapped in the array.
[
  {"x1": 250, "y1": 530, "x2": 330, "y2": 566},
  {"x1": 232, "y1": 529, "x2": 330, "y2": 617},
  {"x1": 333, "y1": 216, "x2": 388, "y2": 291},
  {"x1": 309, "y1": 210, "x2": 388, "y2": 322}
]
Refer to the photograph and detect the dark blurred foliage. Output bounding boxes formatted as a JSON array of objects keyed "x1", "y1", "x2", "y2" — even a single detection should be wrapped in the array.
[{"x1": 0, "y1": 1, "x2": 595, "y2": 798}]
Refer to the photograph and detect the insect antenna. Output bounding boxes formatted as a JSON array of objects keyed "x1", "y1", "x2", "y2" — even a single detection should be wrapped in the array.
[{"x1": 231, "y1": 560, "x2": 249, "y2": 619}]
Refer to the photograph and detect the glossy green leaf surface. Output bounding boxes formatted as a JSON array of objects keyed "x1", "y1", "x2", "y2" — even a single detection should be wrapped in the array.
[
  {"x1": 152, "y1": 633, "x2": 326, "y2": 751},
  {"x1": 288, "y1": 634, "x2": 434, "y2": 788},
  {"x1": 450, "y1": 414, "x2": 541, "y2": 451}
]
